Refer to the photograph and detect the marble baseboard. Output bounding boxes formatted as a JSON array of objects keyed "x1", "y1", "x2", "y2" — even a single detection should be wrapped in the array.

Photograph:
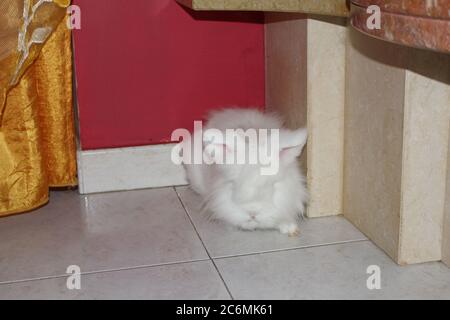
[{"x1": 77, "y1": 144, "x2": 187, "y2": 194}]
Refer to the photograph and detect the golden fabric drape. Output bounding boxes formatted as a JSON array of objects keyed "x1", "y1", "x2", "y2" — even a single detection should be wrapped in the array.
[{"x1": 0, "y1": 0, "x2": 77, "y2": 217}]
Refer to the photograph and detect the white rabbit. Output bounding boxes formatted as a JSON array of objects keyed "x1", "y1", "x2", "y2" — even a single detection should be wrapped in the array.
[{"x1": 183, "y1": 108, "x2": 308, "y2": 236}]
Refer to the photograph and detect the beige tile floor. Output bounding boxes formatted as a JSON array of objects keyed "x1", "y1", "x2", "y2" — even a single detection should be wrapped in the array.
[{"x1": 0, "y1": 186, "x2": 449, "y2": 300}]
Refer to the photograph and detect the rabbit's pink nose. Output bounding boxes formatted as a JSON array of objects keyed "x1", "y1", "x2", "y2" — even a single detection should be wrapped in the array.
[{"x1": 249, "y1": 212, "x2": 257, "y2": 219}]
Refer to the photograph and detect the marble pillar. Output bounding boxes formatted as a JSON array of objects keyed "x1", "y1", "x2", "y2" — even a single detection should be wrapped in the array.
[
  {"x1": 306, "y1": 16, "x2": 346, "y2": 217},
  {"x1": 344, "y1": 28, "x2": 450, "y2": 265},
  {"x1": 443, "y1": 124, "x2": 450, "y2": 267},
  {"x1": 265, "y1": 13, "x2": 347, "y2": 217}
]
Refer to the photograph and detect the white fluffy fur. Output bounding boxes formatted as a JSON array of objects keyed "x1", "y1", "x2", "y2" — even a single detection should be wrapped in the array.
[{"x1": 184, "y1": 108, "x2": 308, "y2": 235}]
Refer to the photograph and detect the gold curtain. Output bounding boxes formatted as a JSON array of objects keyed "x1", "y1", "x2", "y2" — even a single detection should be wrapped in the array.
[{"x1": 0, "y1": 0, "x2": 77, "y2": 217}]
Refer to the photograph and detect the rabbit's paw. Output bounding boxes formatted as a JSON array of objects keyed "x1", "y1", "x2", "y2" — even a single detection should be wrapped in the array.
[{"x1": 279, "y1": 223, "x2": 300, "y2": 237}]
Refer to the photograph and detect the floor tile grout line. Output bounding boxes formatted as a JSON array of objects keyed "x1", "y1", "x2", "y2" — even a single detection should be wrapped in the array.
[
  {"x1": 0, "y1": 258, "x2": 211, "y2": 286},
  {"x1": 173, "y1": 187, "x2": 234, "y2": 300},
  {"x1": 211, "y1": 238, "x2": 370, "y2": 260}
]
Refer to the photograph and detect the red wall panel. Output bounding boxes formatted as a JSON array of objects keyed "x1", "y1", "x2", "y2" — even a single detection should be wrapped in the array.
[{"x1": 73, "y1": 0, "x2": 265, "y2": 150}]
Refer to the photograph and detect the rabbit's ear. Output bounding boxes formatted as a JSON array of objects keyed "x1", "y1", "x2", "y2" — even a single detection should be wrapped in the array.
[
  {"x1": 279, "y1": 128, "x2": 307, "y2": 163},
  {"x1": 279, "y1": 128, "x2": 307, "y2": 149}
]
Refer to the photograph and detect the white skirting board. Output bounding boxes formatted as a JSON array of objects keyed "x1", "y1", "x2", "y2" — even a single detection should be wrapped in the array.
[{"x1": 77, "y1": 144, "x2": 187, "y2": 194}]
